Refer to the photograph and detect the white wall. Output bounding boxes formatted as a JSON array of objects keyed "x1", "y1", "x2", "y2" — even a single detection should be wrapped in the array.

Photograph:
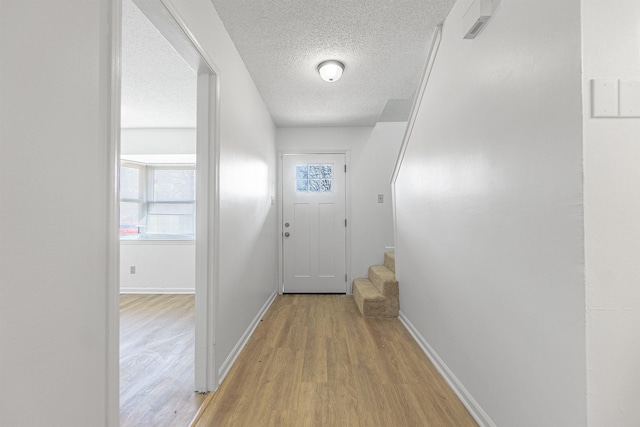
[
  {"x1": 0, "y1": 1, "x2": 114, "y2": 425},
  {"x1": 121, "y1": 128, "x2": 196, "y2": 155},
  {"x1": 277, "y1": 122, "x2": 405, "y2": 281},
  {"x1": 166, "y1": 0, "x2": 278, "y2": 379},
  {"x1": 1, "y1": 0, "x2": 277, "y2": 423},
  {"x1": 394, "y1": 0, "x2": 585, "y2": 425},
  {"x1": 120, "y1": 242, "x2": 195, "y2": 293},
  {"x1": 582, "y1": 1, "x2": 640, "y2": 425},
  {"x1": 120, "y1": 127, "x2": 196, "y2": 162}
]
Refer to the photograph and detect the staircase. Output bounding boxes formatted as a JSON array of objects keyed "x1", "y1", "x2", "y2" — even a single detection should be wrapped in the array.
[{"x1": 353, "y1": 252, "x2": 398, "y2": 318}]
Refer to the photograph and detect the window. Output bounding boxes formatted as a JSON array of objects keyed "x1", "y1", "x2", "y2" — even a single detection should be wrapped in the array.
[
  {"x1": 296, "y1": 164, "x2": 333, "y2": 193},
  {"x1": 119, "y1": 161, "x2": 195, "y2": 240}
]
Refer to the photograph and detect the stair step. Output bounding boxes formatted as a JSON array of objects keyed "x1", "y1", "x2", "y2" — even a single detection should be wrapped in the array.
[
  {"x1": 352, "y1": 252, "x2": 399, "y2": 318},
  {"x1": 353, "y1": 278, "x2": 398, "y2": 318},
  {"x1": 384, "y1": 252, "x2": 395, "y2": 273},
  {"x1": 368, "y1": 265, "x2": 398, "y2": 298}
]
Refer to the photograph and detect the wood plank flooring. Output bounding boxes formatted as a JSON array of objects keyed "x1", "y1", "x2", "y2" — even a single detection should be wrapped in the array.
[
  {"x1": 193, "y1": 294, "x2": 477, "y2": 427},
  {"x1": 120, "y1": 294, "x2": 206, "y2": 427}
]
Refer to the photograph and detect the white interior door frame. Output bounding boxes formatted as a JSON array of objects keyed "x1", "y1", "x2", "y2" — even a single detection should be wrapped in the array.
[
  {"x1": 150, "y1": 0, "x2": 222, "y2": 394},
  {"x1": 107, "y1": 3, "x2": 222, "y2": 422},
  {"x1": 106, "y1": 1, "x2": 122, "y2": 425},
  {"x1": 277, "y1": 150, "x2": 352, "y2": 295}
]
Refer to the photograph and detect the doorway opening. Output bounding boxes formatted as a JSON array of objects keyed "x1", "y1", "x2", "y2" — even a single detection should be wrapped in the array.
[{"x1": 115, "y1": 0, "x2": 220, "y2": 424}]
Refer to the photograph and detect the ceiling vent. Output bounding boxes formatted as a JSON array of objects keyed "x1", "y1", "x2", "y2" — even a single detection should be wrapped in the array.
[{"x1": 463, "y1": 0, "x2": 494, "y2": 39}]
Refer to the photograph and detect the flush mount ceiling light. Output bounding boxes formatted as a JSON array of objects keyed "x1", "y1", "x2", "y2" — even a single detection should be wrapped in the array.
[{"x1": 317, "y1": 60, "x2": 344, "y2": 83}]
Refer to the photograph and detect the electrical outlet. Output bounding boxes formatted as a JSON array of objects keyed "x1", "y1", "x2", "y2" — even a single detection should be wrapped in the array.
[
  {"x1": 378, "y1": 194, "x2": 384, "y2": 203},
  {"x1": 130, "y1": 266, "x2": 136, "y2": 274}
]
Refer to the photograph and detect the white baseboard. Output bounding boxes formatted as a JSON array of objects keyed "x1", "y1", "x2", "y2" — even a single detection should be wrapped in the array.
[
  {"x1": 217, "y1": 290, "x2": 277, "y2": 386},
  {"x1": 120, "y1": 287, "x2": 195, "y2": 294},
  {"x1": 398, "y1": 311, "x2": 495, "y2": 427}
]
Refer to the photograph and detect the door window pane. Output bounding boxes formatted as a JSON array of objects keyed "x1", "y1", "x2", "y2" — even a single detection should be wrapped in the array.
[
  {"x1": 296, "y1": 165, "x2": 308, "y2": 179},
  {"x1": 296, "y1": 179, "x2": 308, "y2": 192},
  {"x1": 295, "y1": 164, "x2": 333, "y2": 193},
  {"x1": 308, "y1": 165, "x2": 322, "y2": 179}
]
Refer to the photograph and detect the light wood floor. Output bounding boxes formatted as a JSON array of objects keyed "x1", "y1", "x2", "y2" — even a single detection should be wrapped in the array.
[
  {"x1": 193, "y1": 294, "x2": 477, "y2": 427},
  {"x1": 120, "y1": 294, "x2": 206, "y2": 427}
]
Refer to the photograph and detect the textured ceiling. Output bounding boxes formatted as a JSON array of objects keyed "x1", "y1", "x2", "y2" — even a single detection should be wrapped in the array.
[
  {"x1": 211, "y1": 0, "x2": 456, "y2": 126},
  {"x1": 121, "y1": 0, "x2": 197, "y2": 128},
  {"x1": 121, "y1": 0, "x2": 456, "y2": 128}
]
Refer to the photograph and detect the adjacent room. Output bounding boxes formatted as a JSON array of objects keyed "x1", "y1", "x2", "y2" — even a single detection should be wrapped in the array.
[{"x1": 119, "y1": 1, "x2": 202, "y2": 425}]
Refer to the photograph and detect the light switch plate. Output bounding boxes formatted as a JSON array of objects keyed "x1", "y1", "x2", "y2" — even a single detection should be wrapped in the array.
[
  {"x1": 619, "y1": 79, "x2": 640, "y2": 117},
  {"x1": 592, "y1": 79, "x2": 619, "y2": 117}
]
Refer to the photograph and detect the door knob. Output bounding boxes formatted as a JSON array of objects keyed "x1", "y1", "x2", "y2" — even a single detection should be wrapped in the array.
[{"x1": 284, "y1": 232, "x2": 290, "y2": 237}]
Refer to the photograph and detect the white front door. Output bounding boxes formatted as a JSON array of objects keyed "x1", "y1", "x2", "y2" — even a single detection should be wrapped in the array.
[{"x1": 282, "y1": 153, "x2": 347, "y2": 293}]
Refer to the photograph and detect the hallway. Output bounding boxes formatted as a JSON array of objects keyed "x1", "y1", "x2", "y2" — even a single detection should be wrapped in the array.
[{"x1": 193, "y1": 295, "x2": 476, "y2": 426}]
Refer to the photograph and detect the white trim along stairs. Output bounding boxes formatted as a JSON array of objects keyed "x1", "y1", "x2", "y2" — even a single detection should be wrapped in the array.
[{"x1": 353, "y1": 252, "x2": 399, "y2": 317}]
